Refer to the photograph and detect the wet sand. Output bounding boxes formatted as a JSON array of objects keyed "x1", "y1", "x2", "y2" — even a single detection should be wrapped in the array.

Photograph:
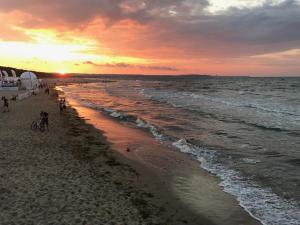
[
  {"x1": 0, "y1": 89, "x2": 214, "y2": 224},
  {"x1": 64, "y1": 92, "x2": 262, "y2": 225}
]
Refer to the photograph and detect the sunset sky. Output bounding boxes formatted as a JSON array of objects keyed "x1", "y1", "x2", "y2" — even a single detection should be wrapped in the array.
[{"x1": 0, "y1": 0, "x2": 300, "y2": 76}]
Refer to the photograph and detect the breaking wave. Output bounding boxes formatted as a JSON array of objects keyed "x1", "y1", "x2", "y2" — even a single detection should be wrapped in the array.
[{"x1": 173, "y1": 139, "x2": 300, "y2": 225}]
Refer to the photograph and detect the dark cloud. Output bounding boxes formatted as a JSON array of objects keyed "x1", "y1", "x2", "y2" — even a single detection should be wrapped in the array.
[
  {"x1": 0, "y1": 0, "x2": 124, "y2": 28},
  {"x1": 143, "y1": 0, "x2": 300, "y2": 57},
  {"x1": 143, "y1": 65, "x2": 177, "y2": 71},
  {"x1": 0, "y1": 0, "x2": 209, "y2": 25},
  {"x1": 83, "y1": 61, "x2": 178, "y2": 71}
]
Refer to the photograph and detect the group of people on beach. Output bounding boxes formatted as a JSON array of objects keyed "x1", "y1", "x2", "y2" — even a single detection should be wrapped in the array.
[
  {"x1": 38, "y1": 83, "x2": 50, "y2": 95},
  {"x1": 30, "y1": 84, "x2": 51, "y2": 132},
  {"x1": 2, "y1": 82, "x2": 68, "y2": 131},
  {"x1": 1, "y1": 82, "x2": 50, "y2": 113}
]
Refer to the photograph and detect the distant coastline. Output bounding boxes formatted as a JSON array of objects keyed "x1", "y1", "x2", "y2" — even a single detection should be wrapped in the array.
[{"x1": 1, "y1": 65, "x2": 299, "y2": 79}]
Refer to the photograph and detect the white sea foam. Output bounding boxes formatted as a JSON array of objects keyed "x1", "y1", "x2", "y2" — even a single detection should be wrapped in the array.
[
  {"x1": 173, "y1": 139, "x2": 300, "y2": 225},
  {"x1": 91, "y1": 101, "x2": 165, "y2": 141},
  {"x1": 109, "y1": 111, "x2": 123, "y2": 118},
  {"x1": 82, "y1": 101, "x2": 98, "y2": 109},
  {"x1": 103, "y1": 108, "x2": 114, "y2": 113},
  {"x1": 136, "y1": 118, "x2": 164, "y2": 141},
  {"x1": 62, "y1": 87, "x2": 166, "y2": 142},
  {"x1": 242, "y1": 158, "x2": 261, "y2": 164}
]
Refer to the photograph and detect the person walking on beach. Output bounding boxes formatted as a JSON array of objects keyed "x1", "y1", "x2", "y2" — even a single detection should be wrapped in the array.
[
  {"x1": 41, "y1": 111, "x2": 49, "y2": 131},
  {"x1": 45, "y1": 87, "x2": 50, "y2": 95},
  {"x1": 59, "y1": 100, "x2": 63, "y2": 113},
  {"x1": 63, "y1": 98, "x2": 66, "y2": 110},
  {"x1": 2, "y1": 96, "x2": 9, "y2": 112}
]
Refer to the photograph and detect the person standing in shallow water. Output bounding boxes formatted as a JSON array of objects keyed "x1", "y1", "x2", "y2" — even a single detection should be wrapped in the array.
[
  {"x1": 2, "y1": 96, "x2": 9, "y2": 113},
  {"x1": 59, "y1": 98, "x2": 66, "y2": 114}
]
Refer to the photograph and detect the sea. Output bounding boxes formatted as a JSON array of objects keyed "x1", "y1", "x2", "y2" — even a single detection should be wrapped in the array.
[{"x1": 61, "y1": 76, "x2": 300, "y2": 225}]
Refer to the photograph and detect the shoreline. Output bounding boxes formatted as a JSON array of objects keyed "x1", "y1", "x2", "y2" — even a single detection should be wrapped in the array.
[
  {"x1": 62, "y1": 100, "x2": 214, "y2": 225},
  {"x1": 61, "y1": 87, "x2": 262, "y2": 225},
  {"x1": 56, "y1": 88, "x2": 215, "y2": 225}
]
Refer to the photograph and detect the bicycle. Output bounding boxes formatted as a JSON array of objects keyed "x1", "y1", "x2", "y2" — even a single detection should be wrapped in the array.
[{"x1": 31, "y1": 118, "x2": 45, "y2": 132}]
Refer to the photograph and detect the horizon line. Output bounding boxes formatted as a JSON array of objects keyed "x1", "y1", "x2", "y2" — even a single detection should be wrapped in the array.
[{"x1": 0, "y1": 65, "x2": 299, "y2": 78}]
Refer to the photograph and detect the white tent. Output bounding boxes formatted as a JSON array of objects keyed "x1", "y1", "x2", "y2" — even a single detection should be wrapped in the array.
[{"x1": 20, "y1": 71, "x2": 39, "y2": 90}]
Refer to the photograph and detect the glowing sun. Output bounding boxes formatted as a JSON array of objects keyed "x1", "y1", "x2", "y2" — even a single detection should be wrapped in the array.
[{"x1": 58, "y1": 70, "x2": 65, "y2": 75}]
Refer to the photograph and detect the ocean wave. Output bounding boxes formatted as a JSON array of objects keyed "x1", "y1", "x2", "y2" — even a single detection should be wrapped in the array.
[
  {"x1": 189, "y1": 92, "x2": 300, "y2": 118},
  {"x1": 135, "y1": 118, "x2": 165, "y2": 141},
  {"x1": 172, "y1": 139, "x2": 300, "y2": 225},
  {"x1": 141, "y1": 88, "x2": 300, "y2": 131},
  {"x1": 64, "y1": 93, "x2": 167, "y2": 142},
  {"x1": 217, "y1": 117, "x2": 297, "y2": 134},
  {"x1": 102, "y1": 108, "x2": 166, "y2": 141},
  {"x1": 142, "y1": 88, "x2": 300, "y2": 118}
]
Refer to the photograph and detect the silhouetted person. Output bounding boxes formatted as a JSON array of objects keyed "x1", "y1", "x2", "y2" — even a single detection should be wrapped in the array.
[
  {"x1": 59, "y1": 98, "x2": 66, "y2": 113},
  {"x1": 41, "y1": 111, "x2": 49, "y2": 131},
  {"x1": 2, "y1": 97, "x2": 9, "y2": 112}
]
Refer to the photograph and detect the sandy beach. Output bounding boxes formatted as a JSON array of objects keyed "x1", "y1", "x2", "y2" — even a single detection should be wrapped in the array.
[{"x1": 0, "y1": 88, "x2": 215, "y2": 225}]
